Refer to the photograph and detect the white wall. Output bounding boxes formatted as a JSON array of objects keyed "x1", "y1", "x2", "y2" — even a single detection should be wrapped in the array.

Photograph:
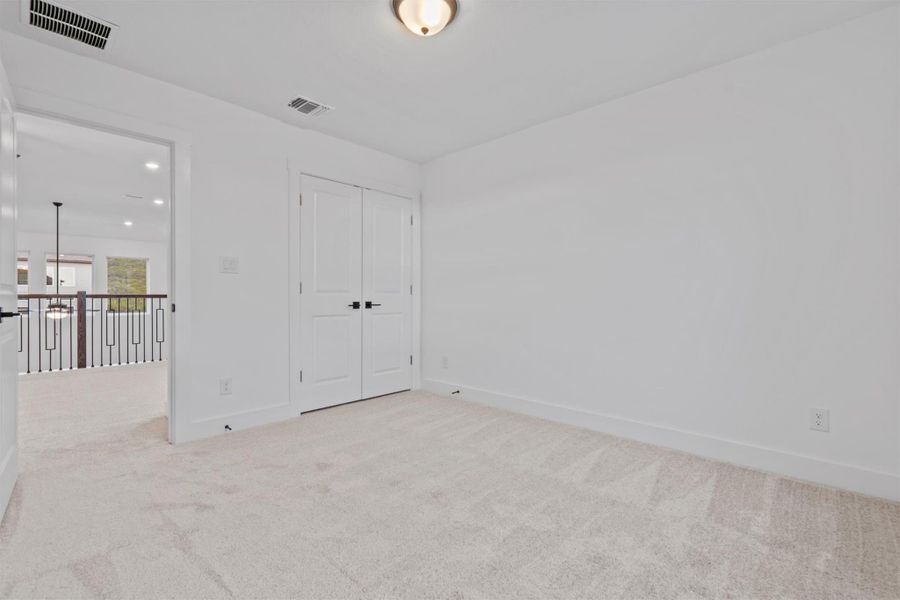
[
  {"x1": 0, "y1": 33, "x2": 420, "y2": 442},
  {"x1": 422, "y1": 9, "x2": 900, "y2": 500},
  {"x1": 17, "y1": 230, "x2": 168, "y2": 295}
]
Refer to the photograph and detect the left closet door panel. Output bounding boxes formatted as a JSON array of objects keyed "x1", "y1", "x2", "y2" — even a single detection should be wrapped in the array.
[{"x1": 300, "y1": 175, "x2": 363, "y2": 412}]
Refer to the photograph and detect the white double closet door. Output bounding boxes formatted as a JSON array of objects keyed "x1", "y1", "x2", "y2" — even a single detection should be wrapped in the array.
[{"x1": 300, "y1": 175, "x2": 413, "y2": 412}]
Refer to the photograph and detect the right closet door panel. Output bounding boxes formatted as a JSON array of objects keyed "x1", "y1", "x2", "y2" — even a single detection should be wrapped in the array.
[{"x1": 361, "y1": 189, "x2": 412, "y2": 399}]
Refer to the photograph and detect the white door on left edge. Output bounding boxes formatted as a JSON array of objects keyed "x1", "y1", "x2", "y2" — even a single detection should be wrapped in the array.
[
  {"x1": 361, "y1": 189, "x2": 412, "y2": 399},
  {"x1": 0, "y1": 97, "x2": 18, "y2": 522},
  {"x1": 300, "y1": 175, "x2": 363, "y2": 412}
]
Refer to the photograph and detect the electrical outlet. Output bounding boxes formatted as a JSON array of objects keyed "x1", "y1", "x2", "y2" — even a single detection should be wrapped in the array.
[
  {"x1": 219, "y1": 378, "x2": 233, "y2": 396},
  {"x1": 810, "y1": 408, "x2": 829, "y2": 432},
  {"x1": 441, "y1": 356, "x2": 449, "y2": 369},
  {"x1": 219, "y1": 256, "x2": 239, "y2": 274}
]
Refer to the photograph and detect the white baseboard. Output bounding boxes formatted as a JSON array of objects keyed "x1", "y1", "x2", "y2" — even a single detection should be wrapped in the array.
[
  {"x1": 18, "y1": 361, "x2": 166, "y2": 379},
  {"x1": 176, "y1": 401, "x2": 295, "y2": 444},
  {"x1": 422, "y1": 378, "x2": 900, "y2": 502}
]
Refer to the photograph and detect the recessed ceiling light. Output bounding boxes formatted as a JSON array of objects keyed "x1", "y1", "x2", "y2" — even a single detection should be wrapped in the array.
[
  {"x1": 153, "y1": 198, "x2": 165, "y2": 205},
  {"x1": 145, "y1": 161, "x2": 159, "y2": 171},
  {"x1": 392, "y1": 0, "x2": 458, "y2": 37},
  {"x1": 123, "y1": 221, "x2": 133, "y2": 227}
]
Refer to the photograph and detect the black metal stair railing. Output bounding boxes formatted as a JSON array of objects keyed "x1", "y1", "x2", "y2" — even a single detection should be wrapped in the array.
[{"x1": 16, "y1": 292, "x2": 168, "y2": 374}]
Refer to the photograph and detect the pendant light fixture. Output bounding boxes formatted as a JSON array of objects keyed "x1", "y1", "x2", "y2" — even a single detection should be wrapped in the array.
[
  {"x1": 392, "y1": 0, "x2": 458, "y2": 37},
  {"x1": 46, "y1": 201, "x2": 72, "y2": 320}
]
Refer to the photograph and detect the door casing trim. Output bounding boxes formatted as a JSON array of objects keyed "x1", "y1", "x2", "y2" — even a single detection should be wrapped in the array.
[{"x1": 14, "y1": 88, "x2": 192, "y2": 444}]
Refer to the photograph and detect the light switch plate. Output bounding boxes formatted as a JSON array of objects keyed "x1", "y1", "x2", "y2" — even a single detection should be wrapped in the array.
[{"x1": 219, "y1": 256, "x2": 239, "y2": 274}]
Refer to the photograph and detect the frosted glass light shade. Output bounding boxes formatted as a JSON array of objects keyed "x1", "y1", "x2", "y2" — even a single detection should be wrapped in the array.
[
  {"x1": 46, "y1": 303, "x2": 72, "y2": 320},
  {"x1": 392, "y1": 0, "x2": 458, "y2": 37}
]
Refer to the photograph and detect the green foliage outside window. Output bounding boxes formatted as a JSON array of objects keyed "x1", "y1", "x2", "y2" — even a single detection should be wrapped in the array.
[{"x1": 107, "y1": 257, "x2": 148, "y2": 311}]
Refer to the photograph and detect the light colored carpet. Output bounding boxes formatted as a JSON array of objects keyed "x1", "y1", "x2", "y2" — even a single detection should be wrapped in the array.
[{"x1": 1, "y1": 363, "x2": 898, "y2": 599}]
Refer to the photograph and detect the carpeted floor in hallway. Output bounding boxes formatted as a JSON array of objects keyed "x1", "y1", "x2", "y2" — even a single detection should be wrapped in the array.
[{"x1": 1, "y1": 363, "x2": 898, "y2": 599}]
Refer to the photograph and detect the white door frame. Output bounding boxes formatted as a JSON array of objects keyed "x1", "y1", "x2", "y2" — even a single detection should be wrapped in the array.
[
  {"x1": 14, "y1": 89, "x2": 192, "y2": 444},
  {"x1": 288, "y1": 168, "x2": 421, "y2": 412}
]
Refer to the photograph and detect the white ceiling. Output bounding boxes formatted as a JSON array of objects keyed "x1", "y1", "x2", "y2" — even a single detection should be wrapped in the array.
[
  {"x1": 0, "y1": 1, "x2": 894, "y2": 162},
  {"x1": 16, "y1": 113, "x2": 170, "y2": 242}
]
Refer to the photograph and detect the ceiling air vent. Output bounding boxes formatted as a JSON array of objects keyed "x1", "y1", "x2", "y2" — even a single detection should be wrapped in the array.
[
  {"x1": 22, "y1": 0, "x2": 116, "y2": 50},
  {"x1": 287, "y1": 96, "x2": 332, "y2": 117}
]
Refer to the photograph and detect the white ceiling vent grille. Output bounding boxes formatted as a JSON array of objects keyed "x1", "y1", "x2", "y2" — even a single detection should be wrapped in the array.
[
  {"x1": 23, "y1": 0, "x2": 116, "y2": 50},
  {"x1": 287, "y1": 96, "x2": 332, "y2": 117}
]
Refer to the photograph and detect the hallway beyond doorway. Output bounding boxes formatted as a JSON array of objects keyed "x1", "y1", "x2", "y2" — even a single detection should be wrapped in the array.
[{"x1": 17, "y1": 363, "x2": 166, "y2": 470}]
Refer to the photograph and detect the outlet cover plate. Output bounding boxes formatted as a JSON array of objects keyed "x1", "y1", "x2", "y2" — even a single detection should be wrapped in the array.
[{"x1": 810, "y1": 408, "x2": 829, "y2": 432}]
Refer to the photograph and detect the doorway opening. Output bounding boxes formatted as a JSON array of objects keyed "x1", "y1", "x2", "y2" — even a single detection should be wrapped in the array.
[{"x1": 14, "y1": 113, "x2": 171, "y2": 447}]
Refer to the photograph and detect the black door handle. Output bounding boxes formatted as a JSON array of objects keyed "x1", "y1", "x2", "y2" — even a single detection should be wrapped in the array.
[
  {"x1": 0, "y1": 308, "x2": 20, "y2": 323},
  {"x1": 365, "y1": 301, "x2": 382, "y2": 309},
  {"x1": 347, "y1": 301, "x2": 361, "y2": 309}
]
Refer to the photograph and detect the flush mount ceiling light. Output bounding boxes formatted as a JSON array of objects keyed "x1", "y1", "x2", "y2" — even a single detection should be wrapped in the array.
[
  {"x1": 144, "y1": 161, "x2": 159, "y2": 171},
  {"x1": 123, "y1": 220, "x2": 133, "y2": 227},
  {"x1": 153, "y1": 198, "x2": 165, "y2": 205},
  {"x1": 392, "y1": 0, "x2": 458, "y2": 37}
]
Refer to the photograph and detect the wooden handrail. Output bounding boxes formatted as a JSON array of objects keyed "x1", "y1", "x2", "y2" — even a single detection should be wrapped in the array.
[
  {"x1": 18, "y1": 293, "x2": 77, "y2": 300},
  {"x1": 19, "y1": 293, "x2": 167, "y2": 299},
  {"x1": 85, "y1": 294, "x2": 168, "y2": 299}
]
